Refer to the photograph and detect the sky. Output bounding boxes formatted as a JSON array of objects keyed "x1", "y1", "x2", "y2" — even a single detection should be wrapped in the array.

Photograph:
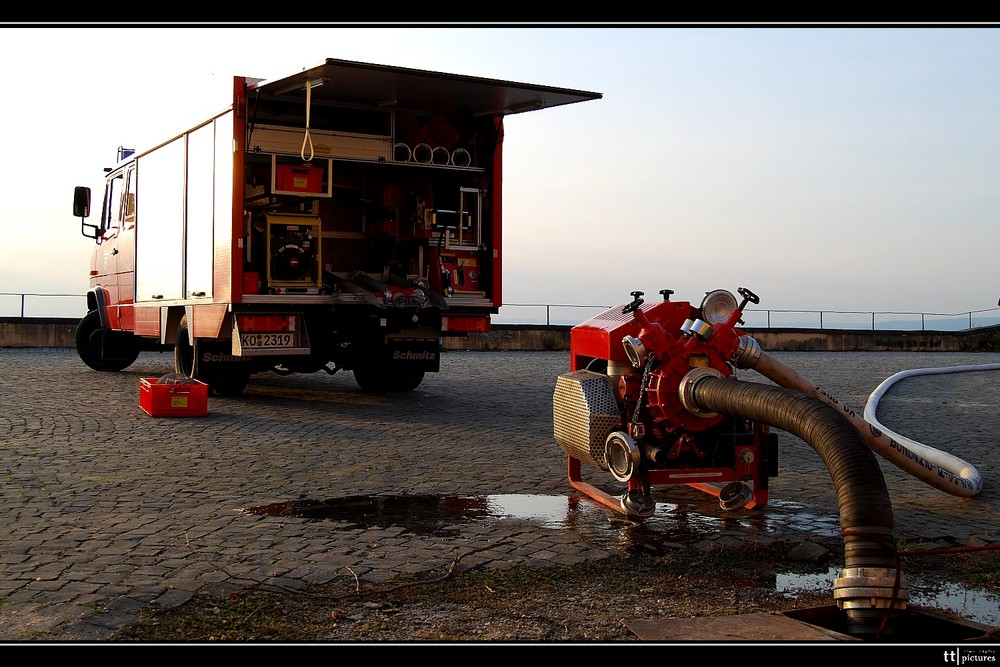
[{"x1": 3, "y1": 24, "x2": 1000, "y2": 325}]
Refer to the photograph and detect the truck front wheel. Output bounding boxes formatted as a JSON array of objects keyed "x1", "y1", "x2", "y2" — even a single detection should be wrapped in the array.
[{"x1": 75, "y1": 310, "x2": 140, "y2": 372}]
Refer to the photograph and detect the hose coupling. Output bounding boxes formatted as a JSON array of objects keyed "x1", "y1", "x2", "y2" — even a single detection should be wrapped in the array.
[
  {"x1": 731, "y1": 335, "x2": 761, "y2": 369},
  {"x1": 620, "y1": 489, "x2": 656, "y2": 520},
  {"x1": 605, "y1": 431, "x2": 641, "y2": 483},
  {"x1": 678, "y1": 367, "x2": 723, "y2": 417},
  {"x1": 833, "y1": 566, "x2": 909, "y2": 638}
]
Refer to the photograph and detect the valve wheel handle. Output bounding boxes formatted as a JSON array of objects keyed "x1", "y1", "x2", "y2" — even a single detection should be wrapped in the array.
[
  {"x1": 622, "y1": 291, "x2": 645, "y2": 314},
  {"x1": 737, "y1": 287, "x2": 760, "y2": 310}
]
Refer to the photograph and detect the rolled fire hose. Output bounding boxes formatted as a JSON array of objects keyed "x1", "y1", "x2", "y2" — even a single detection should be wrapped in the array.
[
  {"x1": 451, "y1": 148, "x2": 471, "y2": 167},
  {"x1": 412, "y1": 143, "x2": 433, "y2": 164},
  {"x1": 734, "y1": 337, "x2": 983, "y2": 497},
  {"x1": 431, "y1": 145, "x2": 451, "y2": 165},
  {"x1": 686, "y1": 375, "x2": 905, "y2": 638},
  {"x1": 393, "y1": 143, "x2": 412, "y2": 162}
]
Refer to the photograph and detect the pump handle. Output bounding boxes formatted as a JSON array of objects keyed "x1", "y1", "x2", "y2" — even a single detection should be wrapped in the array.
[{"x1": 623, "y1": 291, "x2": 644, "y2": 314}]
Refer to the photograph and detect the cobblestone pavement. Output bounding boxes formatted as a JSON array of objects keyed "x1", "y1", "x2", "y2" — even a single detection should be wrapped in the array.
[{"x1": 1, "y1": 348, "x2": 998, "y2": 641}]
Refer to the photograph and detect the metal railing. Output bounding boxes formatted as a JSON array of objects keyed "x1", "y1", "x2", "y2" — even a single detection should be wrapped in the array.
[
  {"x1": 5, "y1": 292, "x2": 1000, "y2": 332},
  {"x1": 0, "y1": 292, "x2": 88, "y2": 319},
  {"x1": 494, "y1": 302, "x2": 1000, "y2": 331}
]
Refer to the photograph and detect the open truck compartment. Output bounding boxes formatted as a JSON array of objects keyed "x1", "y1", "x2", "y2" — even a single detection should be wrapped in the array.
[{"x1": 238, "y1": 60, "x2": 601, "y2": 316}]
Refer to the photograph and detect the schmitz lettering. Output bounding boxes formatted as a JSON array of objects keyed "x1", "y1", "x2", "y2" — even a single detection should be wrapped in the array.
[
  {"x1": 201, "y1": 352, "x2": 250, "y2": 363},
  {"x1": 392, "y1": 350, "x2": 437, "y2": 361}
]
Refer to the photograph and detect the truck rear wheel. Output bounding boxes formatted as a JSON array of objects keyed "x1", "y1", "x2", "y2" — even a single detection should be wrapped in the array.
[
  {"x1": 353, "y1": 364, "x2": 425, "y2": 392},
  {"x1": 211, "y1": 372, "x2": 250, "y2": 397},
  {"x1": 75, "y1": 310, "x2": 140, "y2": 372},
  {"x1": 174, "y1": 315, "x2": 250, "y2": 396},
  {"x1": 173, "y1": 316, "x2": 198, "y2": 379}
]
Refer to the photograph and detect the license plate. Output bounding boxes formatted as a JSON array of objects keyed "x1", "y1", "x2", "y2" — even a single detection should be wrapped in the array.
[{"x1": 239, "y1": 332, "x2": 298, "y2": 349}]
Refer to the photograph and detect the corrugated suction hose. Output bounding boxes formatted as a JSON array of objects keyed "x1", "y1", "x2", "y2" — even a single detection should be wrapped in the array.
[{"x1": 688, "y1": 375, "x2": 907, "y2": 638}]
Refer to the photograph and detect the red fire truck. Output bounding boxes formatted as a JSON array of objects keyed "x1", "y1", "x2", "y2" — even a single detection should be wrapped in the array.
[{"x1": 72, "y1": 58, "x2": 601, "y2": 395}]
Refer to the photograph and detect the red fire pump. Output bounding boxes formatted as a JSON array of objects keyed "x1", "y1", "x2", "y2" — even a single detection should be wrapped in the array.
[{"x1": 553, "y1": 287, "x2": 778, "y2": 520}]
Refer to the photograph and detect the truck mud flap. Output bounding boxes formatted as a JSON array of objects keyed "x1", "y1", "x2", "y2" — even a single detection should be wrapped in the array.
[
  {"x1": 381, "y1": 340, "x2": 441, "y2": 372},
  {"x1": 197, "y1": 340, "x2": 256, "y2": 372}
]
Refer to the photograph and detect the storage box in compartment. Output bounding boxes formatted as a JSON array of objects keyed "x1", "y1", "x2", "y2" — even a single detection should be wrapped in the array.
[
  {"x1": 276, "y1": 164, "x2": 324, "y2": 194},
  {"x1": 139, "y1": 377, "x2": 208, "y2": 417}
]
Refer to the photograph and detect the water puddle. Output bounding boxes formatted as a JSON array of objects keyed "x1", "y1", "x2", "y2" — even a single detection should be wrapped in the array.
[
  {"x1": 241, "y1": 493, "x2": 834, "y2": 542},
  {"x1": 241, "y1": 492, "x2": 999, "y2": 628}
]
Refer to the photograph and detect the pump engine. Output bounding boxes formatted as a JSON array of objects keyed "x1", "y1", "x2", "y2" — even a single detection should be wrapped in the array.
[{"x1": 553, "y1": 287, "x2": 777, "y2": 519}]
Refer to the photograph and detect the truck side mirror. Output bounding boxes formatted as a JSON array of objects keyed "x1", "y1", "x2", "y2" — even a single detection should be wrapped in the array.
[
  {"x1": 75, "y1": 186, "x2": 100, "y2": 240},
  {"x1": 73, "y1": 186, "x2": 91, "y2": 218}
]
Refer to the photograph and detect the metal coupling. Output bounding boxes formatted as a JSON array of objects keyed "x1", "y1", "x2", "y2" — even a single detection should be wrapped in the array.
[
  {"x1": 620, "y1": 489, "x2": 656, "y2": 520},
  {"x1": 605, "y1": 431, "x2": 642, "y2": 483},
  {"x1": 731, "y1": 335, "x2": 761, "y2": 369},
  {"x1": 622, "y1": 335, "x2": 647, "y2": 368},
  {"x1": 718, "y1": 481, "x2": 754, "y2": 511},
  {"x1": 677, "y1": 366, "x2": 723, "y2": 417},
  {"x1": 833, "y1": 566, "x2": 909, "y2": 636},
  {"x1": 687, "y1": 318, "x2": 713, "y2": 339}
]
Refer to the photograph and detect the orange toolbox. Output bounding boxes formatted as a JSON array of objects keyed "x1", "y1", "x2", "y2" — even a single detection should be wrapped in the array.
[{"x1": 139, "y1": 376, "x2": 209, "y2": 417}]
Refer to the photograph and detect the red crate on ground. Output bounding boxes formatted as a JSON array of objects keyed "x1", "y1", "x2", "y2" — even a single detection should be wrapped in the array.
[{"x1": 139, "y1": 377, "x2": 208, "y2": 417}]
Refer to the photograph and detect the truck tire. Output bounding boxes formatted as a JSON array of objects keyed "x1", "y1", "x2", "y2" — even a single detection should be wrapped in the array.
[
  {"x1": 211, "y1": 371, "x2": 250, "y2": 397},
  {"x1": 173, "y1": 315, "x2": 199, "y2": 380},
  {"x1": 389, "y1": 369, "x2": 425, "y2": 391},
  {"x1": 353, "y1": 364, "x2": 425, "y2": 392},
  {"x1": 75, "y1": 310, "x2": 140, "y2": 372},
  {"x1": 174, "y1": 316, "x2": 249, "y2": 396}
]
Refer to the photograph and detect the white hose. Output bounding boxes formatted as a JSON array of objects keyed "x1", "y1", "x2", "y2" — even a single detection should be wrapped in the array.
[
  {"x1": 737, "y1": 342, "x2": 984, "y2": 497},
  {"x1": 863, "y1": 363, "x2": 1000, "y2": 492}
]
